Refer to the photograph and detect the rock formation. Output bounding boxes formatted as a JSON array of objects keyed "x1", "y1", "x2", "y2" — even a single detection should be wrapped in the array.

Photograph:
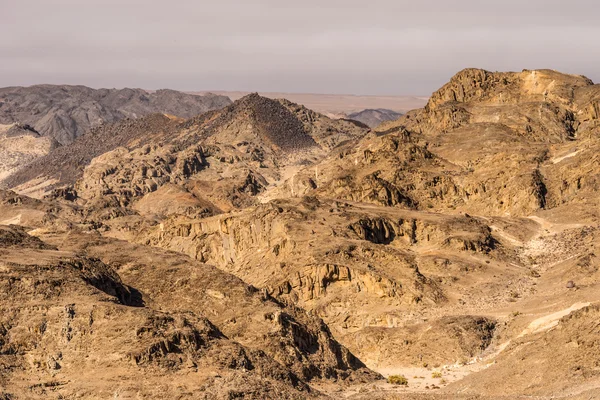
[{"x1": 2, "y1": 69, "x2": 600, "y2": 398}]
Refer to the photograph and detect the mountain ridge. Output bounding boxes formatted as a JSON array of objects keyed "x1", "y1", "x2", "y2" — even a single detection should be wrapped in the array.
[{"x1": 0, "y1": 84, "x2": 232, "y2": 145}]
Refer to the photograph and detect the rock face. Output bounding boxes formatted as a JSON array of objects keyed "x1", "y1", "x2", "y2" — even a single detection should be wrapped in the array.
[
  {"x1": 3, "y1": 69, "x2": 600, "y2": 398},
  {"x1": 348, "y1": 108, "x2": 403, "y2": 128},
  {"x1": 0, "y1": 85, "x2": 232, "y2": 145},
  {"x1": 0, "y1": 243, "x2": 311, "y2": 399},
  {"x1": 0, "y1": 213, "x2": 376, "y2": 399},
  {"x1": 2, "y1": 114, "x2": 180, "y2": 190},
  {"x1": 139, "y1": 196, "x2": 506, "y2": 371},
  {"x1": 0, "y1": 123, "x2": 59, "y2": 183}
]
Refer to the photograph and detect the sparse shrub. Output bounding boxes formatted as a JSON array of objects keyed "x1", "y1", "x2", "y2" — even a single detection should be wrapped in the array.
[
  {"x1": 511, "y1": 311, "x2": 521, "y2": 317},
  {"x1": 530, "y1": 269, "x2": 541, "y2": 278},
  {"x1": 388, "y1": 374, "x2": 408, "y2": 386},
  {"x1": 432, "y1": 371, "x2": 442, "y2": 379}
]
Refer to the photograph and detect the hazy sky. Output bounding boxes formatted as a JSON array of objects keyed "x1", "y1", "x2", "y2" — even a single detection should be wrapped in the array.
[{"x1": 1, "y1": 0, "x2": 599, "y2": 95}]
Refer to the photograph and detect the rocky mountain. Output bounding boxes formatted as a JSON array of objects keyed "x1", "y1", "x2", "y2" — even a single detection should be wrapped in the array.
[
  {"x1": 284, "y1": 69, "x2": 600, "y2": 217},
  {"x1": 5, "y1": 93, "x2": 368, "y2": 207},
  {"x1": 0, "y1": 85, "x2": 232, "y2": 145},
  {"x1": 3, "y1": 69, "x2": 600, "y2": 399},
  {"x1": 1, "y1": 113, "x2": 183, "y2": 196},
  {"x1": 347, "y1": 108, "x2": 403, "y2": 128},
  {"x1": 194, "y1": 91, "x2": 428, "y2": 117}
]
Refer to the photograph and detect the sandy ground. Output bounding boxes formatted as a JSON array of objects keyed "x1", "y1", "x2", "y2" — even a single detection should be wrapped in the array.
[
  {"x1": 315, "y1": 300, "x2": 594, "y2": 398},
  {"x1": 551, "y1": 148, "x2": 581, "y2": 164}
]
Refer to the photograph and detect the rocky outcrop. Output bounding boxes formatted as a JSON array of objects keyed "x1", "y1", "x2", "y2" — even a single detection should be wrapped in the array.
[
  {"x1": 417, "y1": 68, "x2": 595, "y2": 142},
  {"x1": 426, "y1": 68, "x2": 507, "y2": 109},
  {"x1": 427, "y1": 68, "x2": 593, "y2": 111},
  {"x1": 75, "y1": 143, "x2": 214, "y2": 217},
  {"x1": 0, "y1": 229, "x2": 371, "y2": 398},
  {"x1": 0, "y1": 123, "x2": 59, "y2": 185},
  {"x1": 348, "y1": 215, "x2": 496, "y2": 254},
  {"x1": 350, "y1": 218, "x2": 399, "y2": 244},
  {"x1": 270, "y1": 263, "x2": 402, "y2": 302},
  {"x1": 329, "y1": 173, "x2": 416, "y2": 208}
]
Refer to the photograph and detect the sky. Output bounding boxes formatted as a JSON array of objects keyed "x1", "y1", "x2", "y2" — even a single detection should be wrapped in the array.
[{"x1": 1, "y1": 0, "x2": 599, "y2": 95}]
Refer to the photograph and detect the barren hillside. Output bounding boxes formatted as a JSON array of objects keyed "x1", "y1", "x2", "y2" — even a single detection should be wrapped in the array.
[
  {"x1": 0, "y1": 85, "x2": 231, "y2": 145},
  {"x1": 2, "y1": 69, "x2": 600, "y2": 399}
]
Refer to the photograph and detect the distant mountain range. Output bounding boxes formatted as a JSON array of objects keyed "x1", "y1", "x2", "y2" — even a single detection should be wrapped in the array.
[
  {"x1": 347, "y1": 108, "x2": 403, "y2": 128},
  {"x1": 0, "y1": 85, "x2": 232, "y2": 145}
]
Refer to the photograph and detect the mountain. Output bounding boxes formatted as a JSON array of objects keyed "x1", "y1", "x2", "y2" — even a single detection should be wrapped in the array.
[
  {"x1": 347, "y1": 108, "x2": 403, "y2": 128},
  {"x1": 193, "y1": 90, "x2": 428, "y2": 117},
  {"x1": 5, "y1": 93, "x2": 368, "y2": 206},
  {"x1": 285, "y1": 68, "x2": 600, "y2": 216},
  {"x1": 1, "y1": 113, "x2": 182, "y2": 196},
  {"x1": 0, "y1": 85, "x2": 232, "y2": 145},
  {"x1": 0, "y1": 190, "x2": 378, "y2": 400},
  {"x1": 2, "y1": 69, "x2": 600, "y2": 398}
]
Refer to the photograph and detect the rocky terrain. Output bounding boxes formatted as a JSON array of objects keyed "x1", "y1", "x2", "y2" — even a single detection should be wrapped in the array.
[
  {"x1": 2, "y1": 69, "x2": 600, "y2": 399},
  {"x1": 1, "y1": 114, "x2": 183, "y2": 196},
  {"x1": 0, "y1": 85, "x2": 231, "y2": 145},
  {"x1": 347, "y1": 109, "x2": 403, "y2": 128},
  {"x1": 0, "y1": 85, "x2": 232, "y2": 190}
]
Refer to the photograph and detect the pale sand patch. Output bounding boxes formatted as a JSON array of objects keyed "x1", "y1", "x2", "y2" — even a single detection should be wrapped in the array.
[
  {"x1": 551, "y1": 149, "x2": 581, "y2": 164},
  {"x1": 518, "y1": 302, "x2": 591, "y2": 338}
]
